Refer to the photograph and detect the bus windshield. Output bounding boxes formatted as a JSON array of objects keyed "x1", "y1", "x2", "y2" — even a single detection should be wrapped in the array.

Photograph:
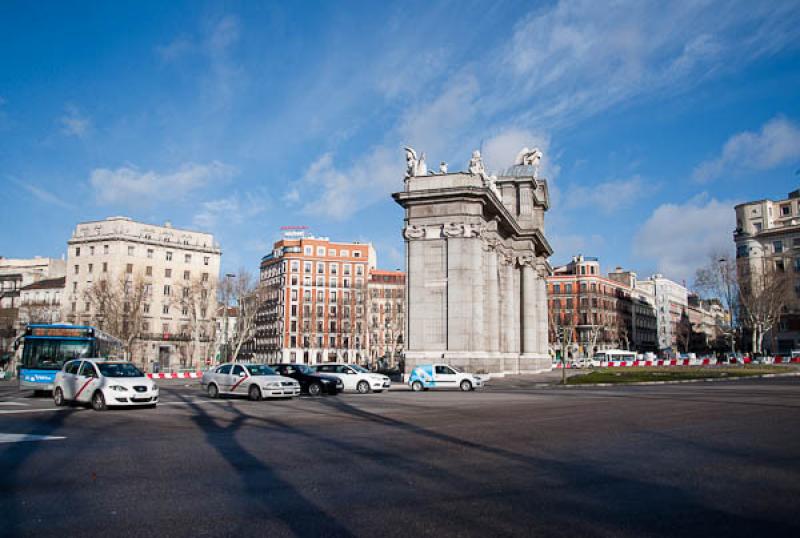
[{"x1": 22, "y1": 339, "x2": 92, "y2": 370}]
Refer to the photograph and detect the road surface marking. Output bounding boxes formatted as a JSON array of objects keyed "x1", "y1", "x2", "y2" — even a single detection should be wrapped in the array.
[
  {"x1": 0, "y1": 408, "x2": 71, "y2": 415},
  {"x1": 0, "y1": 402, "x2": 29, "y2": 406},
  {"x1": 0, "y1": 433, "x2": 66, "y2": 443}
]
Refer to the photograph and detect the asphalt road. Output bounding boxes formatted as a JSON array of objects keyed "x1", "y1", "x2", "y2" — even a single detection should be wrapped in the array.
[{"x1": 1, "y1": 378, "x2": 799, "y2": 537}]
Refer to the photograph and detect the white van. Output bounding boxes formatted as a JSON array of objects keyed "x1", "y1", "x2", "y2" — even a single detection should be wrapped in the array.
[{"x1": 591, "y1": 349, "x2": 637, "y2": 367}]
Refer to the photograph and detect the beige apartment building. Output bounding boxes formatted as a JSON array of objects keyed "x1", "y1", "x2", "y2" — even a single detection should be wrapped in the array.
[
  {"x1": 63, "y1": 217, "x2": 221, "y2": 370},
  {"x1": 735, "y1": 188, "x2": 800, "y2": 353},
  {"x1": 255, "y1": 233, "x2": 376, "y2": 364},
  {"x1": 368, "y1": 269, "x2": 405, "y2": 365}
]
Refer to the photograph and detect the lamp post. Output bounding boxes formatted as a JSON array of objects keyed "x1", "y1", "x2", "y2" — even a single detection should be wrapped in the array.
[
  {"x1": 718, "y1": 258, "x2": 735, "y2": 354},
  {"x1": 222, "y1": 273, "x2": 235, "y2": 362}
]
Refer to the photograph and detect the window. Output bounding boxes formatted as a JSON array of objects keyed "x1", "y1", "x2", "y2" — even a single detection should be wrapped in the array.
[
  {"x1": 203, "y1": 257, "x2": 210, "y2": 266},
  {"x1": 79, "y1": 362, "x2": 97, "y2": 378},
  {"x1": 183, "y1": 287, "x2": 190, "y2": 298},
  {"x1": 126, "y1": 264, "x2": 133, "y2": 274},
  {"x1": 165, "y1": 268, "x2": 172, "y2": 278},
  {"x1": 71, "y1": 302, "x2": 76, "y2": 312},
  {"x1": 565, "y1": 284, "x2": 572, "y2": 294},
  {"x1": 317, "y1": 276, "x2": 325, "y2": 287},
  {"x1": 737, "y1": 245, "x2": 749, "y2": 258},
  {"x1": 353, "y1": 251, "x2": 361, "y2": 258},
  {"x1": 128, "y1": 246, "x2": 134, "y2": 256},
  {"x1": 343, "y1": 264, "x2": 351, "y2": 276},
  {"x1": 217, "y1": 364, "x2": 232, "y2": 375},
  {"x1": 164, "y1": 285, "x2": 171, "y2": 295},
  {"x1": 291, "y1": 304, "x2": 298, "y2": 317},
  {"x1": 184, "y1": 254, "x2": 191, "y2": 263},
  {"x1": 304, "y1": 262, "x2": 312, "y2": 273},
  {"x1": 72, "y1": 282, "x2": 78, "y2": 292},
  {"x1": 330, "y1": 264, "x2": 338, "y2": 275},
  {"x1": 183, "y1": 270, "x2": 190, "y2": 280},
  {"x1": 356, "y1": 265, "x2": 364, "y2": 276},
  {"x1": 341, "y1": 250, "x2": 349, "y2": 257},
  {"x1": 291, "y1": 275, "x2": 298, "y2": 285},
  {"x1": 74, "y1": 265, "x2": 79, "y2": 275},
  {"x1": 291, "y1": 289, "x2": 298, "y2": 301},
  {"x1": 103, "y1": 245, "x2": 109, "y2": 255},
  {"x1": 774, "y1": 240, "x2": 784, "y2": 254},
  {"x1": 146, "y1": 266, "x2": 153, "y2": 276},
  {"x1": 328, "y1": 249, "x2": 336, "y2": 256},
  {"x1": 182, "y1": 307, "x2": 188, "y2": 316},
  {"x1": 166, "y1": 251, "x2": 173, "y2": 261},
  {"x1": 202, "y1": 272, "x2": 209, "y2": 282},
  {"x1": 317, "y1": 247, "x2": 325, "y2": 256},
  {"x1": 147, "y1": 249, "x2": 153, "y2": 259},
  {"x1": 754, "y1": 222, "x2": 762, "y2": 232},
  {"x1": 162, "y1": 305, "x2": 169, "y2": 314},
  {"x1": 102, "y1": 262, "x2": 107, "y2": 273},
  {"x1": 782, "y1": 205, "x2": 791, "y2": 216},
  {"x1": 553, "y1": 283, "x2": 560, "y2": 293},
  {"x1": 317, "y1": 263, "x2": 324, "y2": 274},
  {"x1": 144, "y1": 303, "x2": 150, "y2": 313},
  {"x1": 75, "y1": 247, "x2": 80, "y2": 257}
]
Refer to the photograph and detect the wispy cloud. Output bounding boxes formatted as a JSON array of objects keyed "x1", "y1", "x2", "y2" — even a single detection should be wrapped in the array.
[
  {"x1": 692, "y1": 116, "x2": 800, "y2": 182},
  {"x1": 193, "y1": 189, "x2": 270, "y2": 229},
  {"x1": 59, "y1": 104, "x2": 91, "y2": 138},
  {"x1": 9, "y1": 176, "x2": 76, "y2": 210},
  {"x1": 89, "y1": 161, "x2": 236, "y2": 206},
  {"x1": 564, "y1": 176, "x2": 653, "y2": 215},
  {"x1": 633, "y1": 193, "x2": 735, "y2": 282}
]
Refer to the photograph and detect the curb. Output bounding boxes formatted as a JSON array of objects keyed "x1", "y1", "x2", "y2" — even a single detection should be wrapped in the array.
[{"x1": 557, "y1": 371, "x2": 800, "y2": 388}]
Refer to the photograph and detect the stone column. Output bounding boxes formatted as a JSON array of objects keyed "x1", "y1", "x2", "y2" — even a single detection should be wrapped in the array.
[
  {"x1": 471, "y1": 238, "x2": 485, "y2": 351},
  {"x1": 486, "y1": 246, "x2": 500, "y2": 352},
  {"x1": 537, "y1": 270, "x2": 549, "y2": 355},
  {"x1": 522, "y1": 261, "x2": 537, "y2": 354},
  {"x1": 503, "y1": 256, "x2": 517, "y2": 353}
]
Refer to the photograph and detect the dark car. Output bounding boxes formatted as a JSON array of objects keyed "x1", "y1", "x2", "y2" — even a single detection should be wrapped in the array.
[{"x1": 269, "y1": 363, "x2": 343, "y2": 396}]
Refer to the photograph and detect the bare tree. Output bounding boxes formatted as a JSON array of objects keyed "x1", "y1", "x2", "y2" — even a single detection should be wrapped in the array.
[
  {"x1": 694, "y1": 251, "x2": 739, "y2": 353},
  {"x1": 549, "y1": 304, "x2": 576, "y2": 384},
  {"x1": 738, "y1": 264, "x2": 791, "y2": 354},
  {"x1": 84, "y1": 273, "x2": 147, "y2": 364},
  {"x1": 219, "y1": 270, "x2": 260, "y2": 362},
  {"x1": 179, "y1": 275, "x2": 216, "y2": 368}
]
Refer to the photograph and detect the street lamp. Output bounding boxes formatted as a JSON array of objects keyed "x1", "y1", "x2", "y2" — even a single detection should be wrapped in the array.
[{"x1": 222, "y1": 273, "x2": 235, "y2": 362}]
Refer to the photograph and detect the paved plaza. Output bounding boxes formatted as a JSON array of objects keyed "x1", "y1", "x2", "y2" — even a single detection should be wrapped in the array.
[{"x1": 1, "y1": 378, "x2": 799, "y2": 537}]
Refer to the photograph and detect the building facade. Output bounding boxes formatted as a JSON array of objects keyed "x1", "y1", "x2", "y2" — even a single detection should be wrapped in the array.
[
  {"x1": 368, "y1": 270, "x2": 405, "y2": 365},
  {"x1": 548, "y1": 256, "x2": 657, "y2": 356},
  {"x1": 255, "y1": 235, "x2": 376, "y2": 364},
  {"x1": 393, "y1": 150, "x2": 552, "y2": 375},
  {"x1": 636, "y1": 274, "x2": 689, "y2": 354},
  {"x1": 63, "y1": 217, "x2": 221, "y2": 370},
  {"x1": 735, "y1": 188, "x2": 800, "y2": 353},
  {"x1": 18, "y1": 277, "x2": 65, "y2": 326}
]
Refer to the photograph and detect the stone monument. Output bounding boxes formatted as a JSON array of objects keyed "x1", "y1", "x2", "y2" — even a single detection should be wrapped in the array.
[{"x1": 393, "y1": 148, "x2": 553, "y2": 375}]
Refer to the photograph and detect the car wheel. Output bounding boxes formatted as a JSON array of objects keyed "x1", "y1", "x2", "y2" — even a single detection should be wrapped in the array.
[
  {"x1": 53, "y1": 387, "x2": 65, "y2": 406},
  {"x1": 356, "y1": 380, "x2": 370, "y2": 394},
  {"x1": 248, "y1": 384, "x2": 262, "y2": 401},
  {"x1": 411, "y1": 381, "x2": 423, "y2": 392},
  {"x1": 91, "y1": 391, "x2": 107, "y2": 411},
  {"x1": 207, "y1": 383, "x2": 219, "y2": 399},
  {"x1": 460, "y1": 380, "x2": 473, "y2": 392},
  {"x1": 308, "y1": 383, "x2": 322, "y2": 396}
]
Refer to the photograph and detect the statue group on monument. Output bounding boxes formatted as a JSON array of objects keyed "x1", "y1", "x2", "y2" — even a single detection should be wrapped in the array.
[{"x1": 404, "y1": 145, "x2": 543, "y2": 181}]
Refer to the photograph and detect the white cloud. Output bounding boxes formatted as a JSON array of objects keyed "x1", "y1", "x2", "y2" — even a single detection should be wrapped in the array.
[
  {"x1": 481, "y1": 128, "x2": 555, "y2": 177},
  {"x1": 9, "y1": 176, "x2": 75, "y2": 210},
  {"x1": 90, "y1": 161, "x2": 235, "y2": 205},
  {"x1": 692, "y1": 116, "x2": 800, "y2": 182},
  {"x1": 193, "y1": 190, "x2": 269, "y2": 229},
  {"x1": 60, "y1": 104, "x2": 90, "y2": 138},
  {"x1": 633, "y1": 194, "x2": 735, "y2": 282},
  {"x1": 565, "y1": 176, "x2": 651, "y2": 215}
]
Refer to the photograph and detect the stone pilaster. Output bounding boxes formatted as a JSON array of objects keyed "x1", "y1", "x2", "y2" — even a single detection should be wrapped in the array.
[
  {"x1": 486, "y1": 244, "x2": 500, "y2": 353},
  {"x1": 521, "y1": 260, "x2": 537, "y2": 354},
  {"x1": 502, "y1": 254, "x2": 517, "y2": 353}
]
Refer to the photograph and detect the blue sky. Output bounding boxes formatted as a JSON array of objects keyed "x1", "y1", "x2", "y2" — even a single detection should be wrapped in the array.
[{"x1": 1, "y1": 0, "x2": 799, "y2": 284}]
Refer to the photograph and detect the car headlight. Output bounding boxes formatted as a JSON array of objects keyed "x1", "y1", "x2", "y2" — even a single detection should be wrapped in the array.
[
  {"x1": 267, "y1": 382, "x2": 281, "y2": 388},
  {"x1": 109, "y1": 385, "x2": 128, "y2": 392}
]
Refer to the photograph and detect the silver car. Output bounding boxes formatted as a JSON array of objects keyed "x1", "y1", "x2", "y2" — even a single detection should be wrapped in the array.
[{"x1": 201, "y1": 363, "x2": 300, "y2": 400}]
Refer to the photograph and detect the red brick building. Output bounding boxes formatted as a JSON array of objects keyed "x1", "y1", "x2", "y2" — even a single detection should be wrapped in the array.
[
  {"x1": 255, "y1": 235, "x2": 376, "y2": 364},
  {"x1": 368, "y1": 270, "x2": 405, "y2": 365}
]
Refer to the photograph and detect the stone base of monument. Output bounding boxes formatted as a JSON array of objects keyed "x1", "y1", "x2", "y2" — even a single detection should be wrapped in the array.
[{"x1": 404, "y1": 351, "x2": 552, "y2": 376}]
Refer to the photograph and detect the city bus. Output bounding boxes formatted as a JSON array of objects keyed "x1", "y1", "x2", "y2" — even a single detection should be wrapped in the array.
[
  {"x1": 16, "y1": 324, "x2": 123, "y2": 391},
  {"x1": 591, "y1": 349, "x2": 637, "y2": 367}
]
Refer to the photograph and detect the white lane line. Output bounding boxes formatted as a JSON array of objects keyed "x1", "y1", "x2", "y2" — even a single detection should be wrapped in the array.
[
  {"x1": 0, "y1": 408, "x2": 71, "y2": 415},
  {"x1": 0, "y1": 433, "x2": 66, "y2": 443},
  {"x1": 157, "y1": 399, "x2": 230, "y2": 406},
  {"x1": 0, "y1": 402, "x2": 29, "y2": 406}
]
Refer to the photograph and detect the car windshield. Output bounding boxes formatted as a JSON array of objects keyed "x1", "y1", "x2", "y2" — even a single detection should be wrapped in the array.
[
  {"x1": 97, "y1": 362, "x2": 144, "y2": 378},
  {"x1": 349, "y1": 364, "x2": 369, "y2": 373},
  {"x1": 294, "y1": 364, "x2": 314, "y2": 374},
  {"x1": 246, "y1": 364, "x2": 277, "y2": 376}
]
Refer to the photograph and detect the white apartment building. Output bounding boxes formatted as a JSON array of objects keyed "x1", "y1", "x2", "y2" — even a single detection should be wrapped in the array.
[
  {"x1": 18, "y1": 276, "x2": 65, "y2": 326},
  {"x1": 637, "y1": 274, "x2": 689, "y2": 353},
  {"x1": 63, "y1": 217, "x2": 221, "y2": 370},
  {"x1": 0, "y1": 257, "x2": 66, "y2": 309},
  {"x1": 735, "y1": 188, "x2": 800, "y2": 352}
]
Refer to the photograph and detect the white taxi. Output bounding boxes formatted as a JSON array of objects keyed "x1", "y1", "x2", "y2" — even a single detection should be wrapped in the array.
[
  {"x1": 312, "y1": 363, "x2": 391, "y2": 394},
  {"x1": 53, "y1": 359, "x2": 159, "y2": 411},
  {"x1": 201, "y1": 363, "x2": 301, "y2": 400}
]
